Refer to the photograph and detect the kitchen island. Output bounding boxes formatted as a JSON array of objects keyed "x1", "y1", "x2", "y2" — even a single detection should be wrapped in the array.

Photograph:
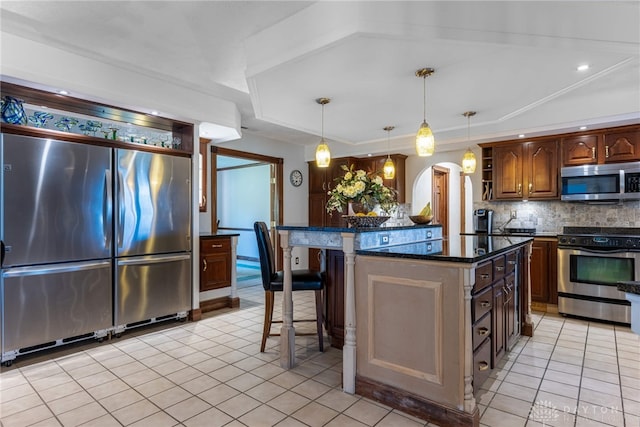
[{"x1": 355, "y1": 235, "x2": 534, "y2": 426}]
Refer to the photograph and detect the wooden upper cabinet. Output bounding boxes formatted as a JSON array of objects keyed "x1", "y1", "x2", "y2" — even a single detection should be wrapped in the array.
[
  {"x1": 561, "y1": 126, "x2": 640, "y2": 166},
  {"x1": 562, "y1": 134, "x2": 599, "y2": 166},
  {"x1": 604, "y1": 129, "x2": 640, "y2": 163},
  {"x1": 528, "y1": 139, "x2": 558, "y2": 199},
  {"x1": 493, "y1": 144, "x2": 523, "y2": 199},
  {"x1": 494, "y1": 139, "x2": 558, "y2": 200}
]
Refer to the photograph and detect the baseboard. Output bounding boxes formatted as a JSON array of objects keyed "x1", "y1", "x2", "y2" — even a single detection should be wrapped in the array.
[
  {"x1": 355, "y1": 375, "x2": 479, "y2": 427},
  {"x1": 200, "y1": 296, "x2": 239, "y2": 313},
  {"x1": 189, "y1": 309, "x2": 202, "y2": 321}
]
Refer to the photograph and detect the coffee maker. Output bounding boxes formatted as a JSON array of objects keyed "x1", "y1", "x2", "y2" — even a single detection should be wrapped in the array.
[{"x1": 473, "y1": 209, "x2": 494, "y2": 234}]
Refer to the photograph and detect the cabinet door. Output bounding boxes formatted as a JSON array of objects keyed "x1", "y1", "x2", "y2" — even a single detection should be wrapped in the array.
[
  {"x1": 530, "y1": 240, "x2": 549, "y2": 303},
  {"x1": 604, "y1": 129, "x2": 640, "y2": 163},
  {"x1": 200, "y1": 238, "x2": 231, "y2": 292},
  {"x1": 527, "y1": 139, "x2": 558, "y2": 199},
  {"x1": 562, "y1": 134, "x2": 598, "y2": 166},
  {"x1": 492, "y1": 280, "x2": 505, "y2": 364},
  {"x1": 505, "y1": 273, "x2": 517, "y2": 349},
  {"x1": 493, "y1": 144, "x2": 524, "y2": 199},
  {"x1": 325, "y1": 249, "x2": 345, "y2": 348},
  {"x1": 308, "y1": 162, "x2": 327, "y2": 193}
]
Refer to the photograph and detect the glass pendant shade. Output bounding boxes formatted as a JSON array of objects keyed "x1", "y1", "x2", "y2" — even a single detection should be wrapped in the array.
[
  {"x1": 416, "y1": 121, "x2": 435, "y2": 156},
  {"x1": 315, "y1": 98, "x2": 331, "y2": 168},
  {"x1": 315, "y1": 139, "x2": 331, "y2": 168},
  {"x1": 383, "y1": 156, "x2": 395, "y2": 179},
  {"x1": 462, "y1": 148, "x2": 476, "y2": 174}
]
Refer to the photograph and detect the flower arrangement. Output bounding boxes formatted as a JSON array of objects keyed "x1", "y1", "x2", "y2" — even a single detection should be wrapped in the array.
[{"x1": 326, "y1": 164, "x2": 398, "y2": 215}]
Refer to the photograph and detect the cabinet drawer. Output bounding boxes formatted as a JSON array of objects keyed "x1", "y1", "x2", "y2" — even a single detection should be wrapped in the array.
[
  {"x1": 473, "y1": 311, "x2": 492, "y2": 351},
  {"x1": 473, "y1": 285, "x2": 493, "y2": 322},
  {"x1": 493, "y1": 255, "x2": 506, "y2": 280},
  {"x1": 475, "y1": 261, "x2": 493, "y2": 292},
  {"x1": 473, "y1": 336, "x2": 492, "y2": 392},
  {"x1": 505, "y1": 250, "x2": 517, "y2": 274},
  {"x1": 200, "y1": 238, "x2": 230, "y2": 254}
]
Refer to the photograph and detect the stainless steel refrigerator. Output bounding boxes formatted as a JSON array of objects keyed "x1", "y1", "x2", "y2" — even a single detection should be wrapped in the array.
[
  {"x1": 1, "y1": 133, "x2": 113, "y2": 363},
  {"x1": 1, "y1": 133, "x2": 192, "y2": 364},
  {"x1": 113, "y1": 148, "x2": 191, "y2": 332}
]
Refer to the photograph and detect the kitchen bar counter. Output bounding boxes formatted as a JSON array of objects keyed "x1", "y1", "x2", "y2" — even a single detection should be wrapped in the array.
[
  {"x1": 359, "y1": 234, "x2": 533, "y2": 262},
  {"x1": 276, "y1": 223, "x2": 443, "y2": 393}
]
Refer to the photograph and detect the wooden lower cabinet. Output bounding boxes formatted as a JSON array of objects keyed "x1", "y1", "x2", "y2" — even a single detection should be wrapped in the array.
[
  {"x1": 199, "y1": 236, "x2": 232, "y2": 292},
  {"x1": 530, "y1": 238, "x2": 558, "y2": 305},
  {"x1": 325, "y1": 249, "x2": 345, "y2": 348},
  {"x1": 472, "y1": 248, "x2": 523, "y2": 392}
]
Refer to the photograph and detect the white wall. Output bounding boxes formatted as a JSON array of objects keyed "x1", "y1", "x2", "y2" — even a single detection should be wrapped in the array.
[{"x1": 199, "y1": 131, "x2": 311, "y2": 267}]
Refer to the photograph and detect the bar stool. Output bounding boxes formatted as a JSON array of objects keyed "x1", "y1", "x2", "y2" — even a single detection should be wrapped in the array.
[{"x1": 253, "y1": 222, "x2": 324, "y2": 352}]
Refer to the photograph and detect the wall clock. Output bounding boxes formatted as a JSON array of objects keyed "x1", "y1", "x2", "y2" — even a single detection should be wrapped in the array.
[{"x1": 289, "y1": 169, "x2": 303, "y2": 187}]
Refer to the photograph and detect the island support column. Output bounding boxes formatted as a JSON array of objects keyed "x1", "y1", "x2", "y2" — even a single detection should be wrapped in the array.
[
  {"x1": 230, "y1": 235, "x2": 239, "y2": 303},
  {"x1": 279, "y1": 230, "x2": 296, "y2": 368},
  {"x1": 342, "y1": 233, "x2": 356, "y2": 394},
  {"x1": 463, "y1": 269, "x2": 477, "y2": 413}
]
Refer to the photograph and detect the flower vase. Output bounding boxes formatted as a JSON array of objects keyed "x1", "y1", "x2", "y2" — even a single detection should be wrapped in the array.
[{"x1": 1, "y1": 96, "x2": 27, "y2": 125}]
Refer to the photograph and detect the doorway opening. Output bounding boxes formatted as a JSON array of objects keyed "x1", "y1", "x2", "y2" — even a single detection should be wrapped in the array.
[
  {"x1": 413, "y1": 162, "x2": 473, "y2": 253},
  {"x1": 211, "y1": 146, "x2": 284, "y2": 275}
]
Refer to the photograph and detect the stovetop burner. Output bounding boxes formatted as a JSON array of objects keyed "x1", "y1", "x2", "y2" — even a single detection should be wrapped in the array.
[{"x1": 559, "y1": 227, "x2": 640, "y2": 249}]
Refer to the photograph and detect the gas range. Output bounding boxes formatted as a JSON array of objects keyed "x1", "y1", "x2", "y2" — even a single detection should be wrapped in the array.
[{"x1": 558, "y1": 227, "x2": 640, "y2": 250}]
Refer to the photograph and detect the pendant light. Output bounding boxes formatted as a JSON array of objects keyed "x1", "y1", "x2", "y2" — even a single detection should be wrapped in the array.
[
  {"x1": 415, "y1": 67, "x2": 435, "y2": 156},
  {"x1": 315, "y1": 97, "x2": 331, "y2": 168},
  {"x1": 383, "y1": 126, "x2": 395, "y2": 179},
  {"x1": 461, "y1": 111, "x2": 477, "y2": 174}
]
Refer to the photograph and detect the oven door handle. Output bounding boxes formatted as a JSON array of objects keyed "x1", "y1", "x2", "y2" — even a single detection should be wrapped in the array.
[{"x1": 560, "y1": 247, "x2": 632, "y2": 255}]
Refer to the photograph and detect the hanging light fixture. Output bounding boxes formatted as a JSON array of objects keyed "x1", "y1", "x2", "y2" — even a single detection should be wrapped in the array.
[
  {"x1": 462, "y1": 111, "x2": 477, "y2": 174},
  {"x1": 315, "y1": 97, "x2": 331, "y2": 168},
  {"x1": 415, "y1": 67, "x2": 435, "y2": 156},
  {"x1": 383, "y1": 126, "x2": 395, "y2": 179}
]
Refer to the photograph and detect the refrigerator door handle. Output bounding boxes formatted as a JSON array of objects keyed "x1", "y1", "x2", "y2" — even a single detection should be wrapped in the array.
[
  {"x1": 117, "y1": 170, "x2": 125, "y2": 248},
  {"x1": 104, "y1": 170, "x2": 112, "y2": 250},
  {"x1": 117, "y1": 253, "x2": 191, "y2": 266},
  {"x1": 1, "y1": 240, "x2": 5, "y2": 267},
  {"x1": 2, "y1": 260, "x2": 111, "y2": 278}
]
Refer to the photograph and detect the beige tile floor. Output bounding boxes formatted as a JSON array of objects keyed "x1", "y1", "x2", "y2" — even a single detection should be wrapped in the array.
[{"x1": 1, "y1": 279, "x2": 639, "y2": 427}]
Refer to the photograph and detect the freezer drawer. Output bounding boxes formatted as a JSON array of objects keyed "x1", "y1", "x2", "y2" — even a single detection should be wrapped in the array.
[
  {"x1": 115, "y1": 253, "x2": 191, "y2": 326},
  {"x1": 1, "y1": 261, "x2": 112, "y2": 351}
]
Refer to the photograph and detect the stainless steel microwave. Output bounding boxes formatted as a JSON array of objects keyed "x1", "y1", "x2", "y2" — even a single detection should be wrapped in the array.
[{"x1": 561, "y1": 161, "x2": 640, "y2": 202}]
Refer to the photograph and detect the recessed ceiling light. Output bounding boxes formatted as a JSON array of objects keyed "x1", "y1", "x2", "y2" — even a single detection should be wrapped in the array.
[
  {"x1": 367, "y1": 153, "x2": 372, "y2": 157},
  {"x1": 58, "y1": 90, "x2": 69, "y2": 95},
  {"x1": 518, "y1": 134, "x2": 525, "y2": 138},
  {"x1": 150, "y1": 111, "x2": 159, "y2": 116},
  {"x1": 577, "y1": 64, "x2": 590, "y2": 72},
  {"x1": 580, "y1": 126, "x2": 587, "y2": 130}
]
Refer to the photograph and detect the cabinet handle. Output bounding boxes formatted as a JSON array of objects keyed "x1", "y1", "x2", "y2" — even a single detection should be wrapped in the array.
[
  {"x1": 529, "y1": 182, "x2": 533, "y2": 195},
  {"x1": 211, "y1": 244, "x2": 223, "y2": 248},
  {"x1": 480, "y1": 301, "x2": 490, "y2": 308},
  {"x1": 518, "y1": 183, "x2": 522, "y2": 195},
  {"x1": 478, "y1": 327, "x2": 489, "y2": 336},
  {"x1": 478, "y1": 362, "x2": 489, "y2": 371},
  {"x1": 592, "y1": 146, "x2": 596, "y2": 159},
  {"x1": 322, "y1": 182, "x2": 326, "y2": 191},
  {"x1": 605, "y1": 145, "x2": 609, "y2": 158},
  {"x1": 202, "y1": 259, "x2": 208, "y2": 271},
  {"x1": 496, "y1": 266, "x2": 504, "y2": 271},
  {"x1": 480, "y1": 274, "x2": 489, "y2": 279}
]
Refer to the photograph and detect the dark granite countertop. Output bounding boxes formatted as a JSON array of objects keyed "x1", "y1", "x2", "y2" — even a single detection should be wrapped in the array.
[
  {"x1": 277, "y1": 223, "x2": 442, "y2": 233},
  {"x1": 357, "y1": 235, "x2": 533, "y2": 263},
  {"x1": 199, "y1": 231, "x2": 240, "y2": 238},
  {"x1": 618, "y1": 281, "x2": 640, "y2": 295}
]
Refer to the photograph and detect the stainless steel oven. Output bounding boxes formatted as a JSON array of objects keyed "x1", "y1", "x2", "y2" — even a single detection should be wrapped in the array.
[{"x1": 557, "y1": 227, "x2": 640, "y2": 324}]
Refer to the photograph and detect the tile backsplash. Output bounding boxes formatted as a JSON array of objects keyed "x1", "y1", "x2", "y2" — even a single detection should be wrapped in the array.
[{"x1": 474, "y1": 200, "x2": 640, "y2": 233}]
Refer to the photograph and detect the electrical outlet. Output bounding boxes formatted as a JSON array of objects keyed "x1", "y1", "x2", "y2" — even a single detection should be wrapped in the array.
[
  {"x1": 295, "y1": 257, "x2": 300, "y2": 265},
  {"x1": 510, "y1": 210, "x2": 517, "y2": 219},
  {"x1": 380, "y1": 234, "x2": 390, "y2": 245}
]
